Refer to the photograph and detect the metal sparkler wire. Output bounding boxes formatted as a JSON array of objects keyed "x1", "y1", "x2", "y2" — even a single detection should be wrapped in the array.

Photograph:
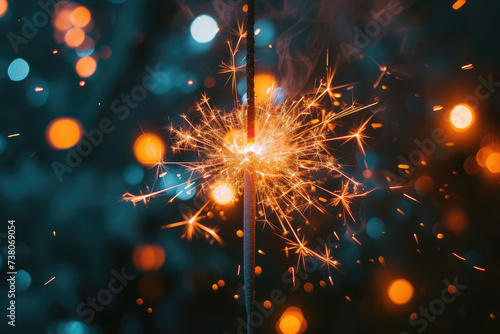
[{"x1": 244, "y1": 1, "x2": 257, "y2": 332}]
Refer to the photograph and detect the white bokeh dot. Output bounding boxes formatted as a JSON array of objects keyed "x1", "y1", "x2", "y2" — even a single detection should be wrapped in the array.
[{"x1": 190, "y1": 15, "x2": 218, "y2": 43}]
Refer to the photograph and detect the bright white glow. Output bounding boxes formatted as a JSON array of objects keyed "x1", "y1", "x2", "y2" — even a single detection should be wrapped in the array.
[
  {"x1": 245, "y1": 144, "x2": 256, "y2": 154},
  {"x1": 213, "y1": 183, "x2": 234, "y2": 204},
  {"x1": 190, "y1": 15, "x2": 218, "y2": 43},
  {"x1": 450, "y1": 105, "x2": 473, "y2": 129}
]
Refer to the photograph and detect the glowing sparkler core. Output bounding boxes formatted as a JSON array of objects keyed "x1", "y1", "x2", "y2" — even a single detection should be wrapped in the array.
[{"x1": 171, "y1": 95, "x2": 373, "y2": 234}]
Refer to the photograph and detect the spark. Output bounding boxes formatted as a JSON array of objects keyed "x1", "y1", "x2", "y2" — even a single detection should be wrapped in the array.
[
  {"x1": 452, "y1": 0, "x2": 466, "y2": 10},
  {"x1": 453, "y1": 252, "x2": 466, "y2": 261},
  {"x1": 462, "y1": 64, "x2": 474, "y2": 70},
  {"x1": 8, "y1": 133, "x2": 20, "y2": 138},
  {"x1": 352, "y1": 234, "x2": 362, "y2": 246},
  {"x1": 44, "y1": 277, "x2": 56, "y2": 285},
  {"x1": 219, "y1": 20, "x2": 247, "y2": 94},
  {"x1": 282, "y1": 235, "x2": 340, "y2": 272},
  {"x1": 404, "y1": 193, "x2": 421, "y2": 203},
  {"x1": 321, "y1": 182, "x2": 372, "y2": 223},
  {"x1": 373, "y1": 65, "x2": 388, "y2": 88},
  {"x1": 327, "y1": 114, "x2": 377, "y2": 157},
  {"x1": 161, "y1": 200, "x2": 223, "y2": 245}
]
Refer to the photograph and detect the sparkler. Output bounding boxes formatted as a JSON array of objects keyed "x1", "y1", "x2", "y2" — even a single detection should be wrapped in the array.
[
  {"x1": 122, "y1": 4, "x2": 378, "y2": 332},
  {"x1": 124, "y1": 95, "x2": 375, "y2": 328},
  {"x1": 244, "y1": 1, "x2": 257, "y2": 332}
]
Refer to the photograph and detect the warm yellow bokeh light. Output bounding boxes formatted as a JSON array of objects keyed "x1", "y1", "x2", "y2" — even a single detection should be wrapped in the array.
[
  {"x1": 415, "y1": 175, "x2": 435, "y2": 196},
  {"x1": 0, "y1": 0, "x2": 8, "y2": 18},
  {"x1": 133, "y1": 133, "x2": 166, "y2": 166},
  {"x1": 64, "y1": 27, "x2": 85, "y2": 48},
  {"x1": 387, "y1": 279, "x2": 414, "y2": 305},
  {"x1": 450, "y1": 105, "x2": 473, "y2": 130},
  {"x1": 277, "y1": 307, "x2": 306, "y2": 334},
  {"x1": 54, "y1": 9, "x2": 73, "y2": 31},
  {"x1": 71, "y1": 6, "x2": 91, "y2": 28},
  {"x1": 45, "y1": 117, "x2": 83, "y2": 150},
  {"x1": 452, "y1": 0, "x2": 466, "y2": 10},
  {"x1": 132, "y1": 244, "x2": 165, "y2": 271},
  {"x1": 75, "y1": 56, "x2": 97, "y2": 78},
  {"x1": 464, "y1": 155, "x2": 481, "y2": 175},
  {"x1": 476, "y1": 146, "x2": 493, "y2": 167},
  {"x1": 254, "y1": 74, "x2": 276, "y2": 104},
  {"x1": 213, "y1": 183, "x2": 234, "y2": 204},
  {"x1": 486, "y1": 152, "x2": 500, "y2": 173},
  {"x1": 443, "y1": 208, "x2": 468, "y2": 235},
  {"x1": 279, "y1": 315, "x2": 301, "y2": 334}
]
